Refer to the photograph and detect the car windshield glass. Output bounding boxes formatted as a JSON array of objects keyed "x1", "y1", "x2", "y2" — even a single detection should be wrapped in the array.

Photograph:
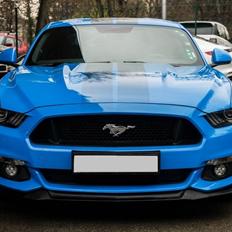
[
  {"x1": 27, "y1": 25, "x2": 204, "y2": 66},
  {"x1": 181, "y1": 23, "x2": 214, "y2": 35}
]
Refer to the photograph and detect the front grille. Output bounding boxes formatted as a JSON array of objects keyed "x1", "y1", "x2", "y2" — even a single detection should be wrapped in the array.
[
  {"x1": 30, "y1": 115, "x2": 202, "y2": 146},
  {"x1": 40, "y1": 169, "x2": 192, "y2": 186}
]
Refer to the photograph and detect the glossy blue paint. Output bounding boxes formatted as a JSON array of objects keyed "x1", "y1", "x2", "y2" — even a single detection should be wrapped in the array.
[
  {"x1": 0, "y1": 64, "x2": 230, "y2": 113},
  {"x1": 0, "y1": 48, "x2": 17, "y2": 65},
  {"x1": 212, "y1": 48, "x2": 232, "y2": 65},
  {"x1": 1, "y1": 18, "x2": 232, "y2": 199}
]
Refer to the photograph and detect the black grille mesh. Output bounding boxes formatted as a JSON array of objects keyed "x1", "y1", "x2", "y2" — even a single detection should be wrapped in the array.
[{"x1": 30, "y1": 115, "x2": 202, "y2": 146}]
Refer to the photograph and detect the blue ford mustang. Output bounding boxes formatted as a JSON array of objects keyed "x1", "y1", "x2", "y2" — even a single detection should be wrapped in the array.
[{"x1": 0, "y1": 18, "x2": 231, "y2": 201}]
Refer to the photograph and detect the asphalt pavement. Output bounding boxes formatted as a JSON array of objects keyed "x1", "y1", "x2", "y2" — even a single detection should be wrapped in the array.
[{"x1": 0, "y1": 195, "x2": 232, "y2": 232}]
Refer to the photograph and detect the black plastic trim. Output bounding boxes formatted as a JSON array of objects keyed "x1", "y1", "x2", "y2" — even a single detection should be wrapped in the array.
[{"x1": 2, "y1": 187, "x2": 232, "y2": 201}]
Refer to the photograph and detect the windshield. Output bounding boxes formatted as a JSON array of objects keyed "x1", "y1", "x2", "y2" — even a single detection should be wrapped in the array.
[
  {"x1": 27, "y1": 25, "x2": 204, "y2": 66},
  {"x1": 181, "y1": 23, "x2": 214, "y2": 35}
]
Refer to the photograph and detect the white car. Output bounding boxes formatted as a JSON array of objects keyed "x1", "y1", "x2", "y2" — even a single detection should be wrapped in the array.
[
  {"x1": 194, "y1": 37, "x2": 232, "y2": 64},
  {"x1": 197, "y1": 34, "x2": 232, "y2": 47},
  {"x1": 180, "y1": 21, "x2": 230, "y2": 41},
  {"x1": 215, "y1": 64, "x2": 232, "y2": 79}
]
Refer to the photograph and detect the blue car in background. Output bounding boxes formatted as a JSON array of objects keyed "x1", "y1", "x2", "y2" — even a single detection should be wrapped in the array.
[{"x1": 0, "y1": 18, "x2": 231, "y2": 201}]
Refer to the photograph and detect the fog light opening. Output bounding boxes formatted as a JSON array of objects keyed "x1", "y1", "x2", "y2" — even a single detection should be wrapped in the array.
[
  {"x1": 5, "y1": 164, "x2": 18, "y2": 177},
  {"x1": 214, "y1": 164, "x2": 227, "y2": 178},
  {"x1": 0, "y1": 158, "x2": 30, "y2": 181},
  {"x1": 202, "y1": 156, "x2": 232, "y2": 181}
]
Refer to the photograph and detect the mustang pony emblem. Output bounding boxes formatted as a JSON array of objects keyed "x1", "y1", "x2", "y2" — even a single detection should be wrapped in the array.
[{"x1": 102, "y1": 124, "x2": 136, "y2": 137}]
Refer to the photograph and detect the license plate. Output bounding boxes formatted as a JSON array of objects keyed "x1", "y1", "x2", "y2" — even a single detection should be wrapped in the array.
[{"x1": 73, "y1": 152, "x2": 159, "y2": 173}]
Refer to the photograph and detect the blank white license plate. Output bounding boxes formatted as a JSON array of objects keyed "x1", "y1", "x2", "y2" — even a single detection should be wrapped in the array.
[{"x1": 73, "y1": 155, "x2": 159, "y2": 173}]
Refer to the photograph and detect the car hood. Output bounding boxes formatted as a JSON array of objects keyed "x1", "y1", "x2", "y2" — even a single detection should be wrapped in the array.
[{"x1": 0, "y1": 63, "x2": 231, "y2": 113}]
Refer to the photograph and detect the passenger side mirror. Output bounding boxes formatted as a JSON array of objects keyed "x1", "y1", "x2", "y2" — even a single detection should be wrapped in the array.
[
  {"x1": 212, "y1": 48, "x2": 231, "y2": 65},
  {"x1": 0, "y1": 48, "x2": 17, "y2": 66}
]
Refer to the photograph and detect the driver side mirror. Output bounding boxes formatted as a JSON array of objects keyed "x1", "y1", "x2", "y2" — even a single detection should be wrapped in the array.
[
  {"x1": 0, "y1": 48, "x2": 17, "y2": 66},
  {"x1": 212, "y1": 48, "x2": 231, "y2": 65}
]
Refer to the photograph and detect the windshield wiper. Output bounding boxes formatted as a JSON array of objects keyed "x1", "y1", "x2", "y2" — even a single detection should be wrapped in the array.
[
  {"x1": 88, "y1": 61, "x2": 112, "y2": 63},
  {"x1": 89, "y1": 61, "x2": 146, "y2": 63},
  {"x1": 123, "y1": 61, "x2": 145, "y2": 63},
  {"x1": 35, "y1": 62, "x2": 64, "y2": 67}
]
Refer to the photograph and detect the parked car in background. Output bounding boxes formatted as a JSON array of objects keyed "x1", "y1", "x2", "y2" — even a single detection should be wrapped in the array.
[
  {"x1": 215, "y1": 63, "x2": 232, "y2": 80},
  {"x1": 180, "y1": 21, "x2": 230, "y2": 41},
  {"x1": 194, "y1": 36, "x2": 232, "y2": 64},
  {"x1": 198, "y1": 34, "x2": 232, "y2": 47},
  {"x1": 0, "y1": 32, "x2": 28, "y2": 56}
]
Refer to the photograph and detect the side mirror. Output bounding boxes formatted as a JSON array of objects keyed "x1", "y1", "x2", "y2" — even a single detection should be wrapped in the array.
[
  {"x1": 212, "y1": 48, "x2": 231, "y2": 65},
  {"x1": 0, "y1": 48, "x2": 17, "y2": 66}
]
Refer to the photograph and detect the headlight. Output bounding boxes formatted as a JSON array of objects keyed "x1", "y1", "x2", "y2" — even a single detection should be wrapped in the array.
[
  {"x1": 0, "y1": 109, "x2": 26, "y2": 128},
  {"x1": 205, "y1": 108, "x2": 232, "y2": 128}
]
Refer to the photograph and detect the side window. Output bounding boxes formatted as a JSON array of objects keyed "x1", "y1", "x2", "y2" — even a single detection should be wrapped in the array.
[
  {"x1": 217, "y1": 25, "x2": 226, "y2": 39},
  {"x1": 221, "y1": 27, "x2": 226, "y2": 39},
  {"x1": 217, "y1": 25, "x2": 221, "y2": 37},
  {"x1": 28, "y1": 27, "x2": 84, "y2": 65},
  {"x1": 223, "y1": 26, "x2": 230, "y2": 40},
  {"x1": 226, "y1": 31, "x2": 230, "y2": 40}
]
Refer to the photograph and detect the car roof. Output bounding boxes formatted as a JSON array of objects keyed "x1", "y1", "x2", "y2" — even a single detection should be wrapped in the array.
[{"x1": 47, "y1": 18, "x2": 183, "y2": 29}]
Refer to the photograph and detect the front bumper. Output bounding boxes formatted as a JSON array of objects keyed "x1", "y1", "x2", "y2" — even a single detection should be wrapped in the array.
[
  {"x1": 1, "y1": 103, "x2": 232, "y2": 200},
  {"x1": 27, "y1": 187, "x2": 232, "y2": 201},
  {"x1": 3, "y1": 186, "x2": 232, "y2": 201}
]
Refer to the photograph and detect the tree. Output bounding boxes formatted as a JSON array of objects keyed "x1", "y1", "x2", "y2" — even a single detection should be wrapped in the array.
[
  {"x1": 25, "y1": 0, "x2": 34, "y2": 43},
  {"x1": 36, "y1": 0, "x2": 49, "y2": 33},
  {"x1": 2, "y1": 0, "x2": 232, "y2": 42},
  {"x1": 96, "y1": 0, "x2": 104, "y2": 17},
  {"x1": 0, "y1": 0, "x2": 15, "y2": 32},
  {"x1": 107, "y1": 0, "x2": 113, "y2": 16}
]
